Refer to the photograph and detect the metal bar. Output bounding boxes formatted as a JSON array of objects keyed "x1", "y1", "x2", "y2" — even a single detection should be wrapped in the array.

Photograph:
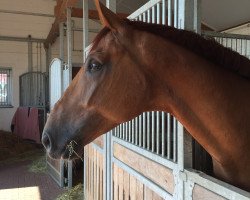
[
  {"x1": 139, "y1": 14, "x2": 142, "y2": 21},
  {"x1": 59, "y1": 23, "x2": 64, "y2": 94},
  {"x1": 147, "y1": 10, "x2": 151, "y2": 23},
  {"x1": 151, "y1": 111, "x2": 155, "y2": 152},
  {"x1": 67, "y1": 161, "x2": 73, "y2": 187},
  {"x1": 142, "y1": 12, "x2": 146, "y2": 22},
  {"x1": 132, "y1": 119, "x2": 135, "y2": 144},
  {"x1": 193, "y1": 0, "x2": 201, "y2": 33},
  {"x1": 36, "y1": 43, "x2": 39, "y2": 71},
  {"x1": 0, "y1": 35, "x2": 45, "y2": 43},
  {"x1": 152, "y1": 6, "x2": 155, "y2": 23},
  {"x1": 147, "y1": 112, "x2": 150, "y2": 150},
  {"x1": 173, "y1": 117, "x2": 177, "y2": 162},
  {"x1": 96, "y1": 148, "x2": 99, "y2": 200},
  {"x1": 105, "y1": 131, "x2": 112, "y2": 200},
  {"x1": 139, "y1": 114, "x2": 142, "y2": 146},
  {"x1": 161, "y1": 112, "x2": 165, "y2": 157},
  {"x1": 174, "y1": 0, "x2": 178, "y2": 28},
  {"x1": 39, "y1": 43, "x2": 42, "y2": 71},
  {"x1": 123, "y1": 123, "x2": 125, "y2": 140},
  {"x1": 156, "y1": 111, "x2": 160, "y2": 154},
  {"x1": 135, "y1": 117, "x2": 138, "y2": 145},
  {"x1": 114, "y1": 126, "x2": 117, "y2": 137},
  {"x1": 168, "y1": 0, "x2": 172, "y2": 26},
  {"x1": 6, "y1": 70, "x2": 10, "y2": 105},
  {"x1": 241, "y1": 39, "x2": 243, "y2": 55},
  {"x1": 143, "y1": 112, "x2": 146, "y2": 148},
  {"x1": 83, "y1": 0, "x2": 89, "y2": 61},
  {"x1": 66, "y1": 8, "x2": 72, "y2": 83},
  {"x1": 245, "y1": 40, "x2": 248, "y2": 57},
  {"x1": 112, "y1": 157, "x2": 173, "y2": 199},
  {"x1": 28, "y1": 36, "x2": 33, "y2": 72},
  {"x1": 119, "y1": 124, "x2": 122, "y2": 138},
  {"x1": 59, "y1": 159, "x2": 64, "y2": 187},
  {"x1": 156, "y1": 3, "x2": 160, "y2": 24},
  {"x1": 125, "y1": 122, "x2": 128, "y2": 140},
  {"x1": 70, "y1": 27, "x2": 100, "y2": 33},
  {"x1": 236, "y1": 38, "x2": 238, "y2": 54},
  {"x1": 167, "y1": 113, "x2": 171, "y2": 159},
  {"x1": 128, "y1": 121, "x2": 131, "y2": 142},
  {"x1": 162, "y1": 0, "x2": 166, "y2": 25},
  {"x1": 0, "y1": 9, "x2": 54, "y2": 18}
]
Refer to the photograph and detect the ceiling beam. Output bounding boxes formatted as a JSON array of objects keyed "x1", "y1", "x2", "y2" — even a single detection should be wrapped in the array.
[
  {"x1": 72, "y1": 8, "x2": 128, "y2": 20},
  {"x1": 44, "y1": 0, "x2": 79, "y2": 48},
  {"x1": 44, "y1": 0, "x2": 129, "y2": 49}
]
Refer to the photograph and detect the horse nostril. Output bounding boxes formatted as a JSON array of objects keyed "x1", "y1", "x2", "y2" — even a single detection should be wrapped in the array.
[{"x1": 42, "y1": 132, "x2": 51, "y2": 151}]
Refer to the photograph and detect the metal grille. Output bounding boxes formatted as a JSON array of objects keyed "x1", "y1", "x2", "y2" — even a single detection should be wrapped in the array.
[
  {"x1": 19, "y1": 72, "x2": 46, "y2": 107},
  {"x1": 127, "y1": 0, "x2": 167, "y2": 25},
  {"x1": 113, "y1": 112, "x2": 178, "y2": 162},
  {"x1": 112, "y1": 0, "x2": 178, "y2": 163},
  {"x1": 203, "y1": 31, "x2": 250, "y2": 60},
  {"x1": 0, "y1": 68, "x2": 12, "y2": 107}
]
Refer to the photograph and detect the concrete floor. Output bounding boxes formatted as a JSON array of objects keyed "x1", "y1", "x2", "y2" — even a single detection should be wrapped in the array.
[{"x1": 0, "y1": 159, "x2": 65, "y2": 200}]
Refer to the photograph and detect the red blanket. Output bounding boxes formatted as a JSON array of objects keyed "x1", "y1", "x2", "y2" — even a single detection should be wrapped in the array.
[{"x1": 11, "y1": 107, "x2": 40, "y2": 143}]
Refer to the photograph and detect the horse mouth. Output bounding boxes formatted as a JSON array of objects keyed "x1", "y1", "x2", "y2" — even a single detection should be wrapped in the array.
[
  {"x1": 46, "y1": 142, "x2": 83, "y2": 161},
  {"x1": 61, "y1": 141, "x2": 84, "y2": 161}
]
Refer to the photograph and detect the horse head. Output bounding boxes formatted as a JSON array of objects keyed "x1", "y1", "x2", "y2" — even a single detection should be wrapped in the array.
[{"x1": 42, "y1": 1, "x2": 154, "y2": 159}]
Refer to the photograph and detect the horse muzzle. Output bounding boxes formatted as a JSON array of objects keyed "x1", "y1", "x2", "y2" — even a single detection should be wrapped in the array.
[{"x1": 41, "y1": 130, "x2": 65, "y2": 159}]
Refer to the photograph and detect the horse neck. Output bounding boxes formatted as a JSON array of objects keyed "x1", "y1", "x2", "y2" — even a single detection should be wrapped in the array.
[{"x1": 141, "y1": 35, "x2": 250, "y2": 165}]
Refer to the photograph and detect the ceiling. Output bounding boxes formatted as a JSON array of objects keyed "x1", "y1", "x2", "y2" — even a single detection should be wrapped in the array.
[{"x1": 202, "y1": 0, "x2": 250, "y2": 31}]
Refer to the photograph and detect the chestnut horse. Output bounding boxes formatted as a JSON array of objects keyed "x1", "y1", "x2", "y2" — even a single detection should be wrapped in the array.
[{"x1": 42, "y1": 1, "x2": 250, "y2": 192}]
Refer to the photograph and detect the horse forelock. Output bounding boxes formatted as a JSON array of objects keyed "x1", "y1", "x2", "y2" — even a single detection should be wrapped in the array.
[{"x1": 91, "y1": 19, "x2": 250, "y2": 79}]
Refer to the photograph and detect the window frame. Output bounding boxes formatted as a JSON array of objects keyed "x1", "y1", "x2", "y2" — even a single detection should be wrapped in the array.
[{"x1": 0, "y1": 67, "x2": 13, "y2": 108}]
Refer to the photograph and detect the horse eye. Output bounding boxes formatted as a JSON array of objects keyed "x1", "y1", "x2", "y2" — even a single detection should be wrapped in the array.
[{"x1": 88, "y1": 60, "x2": 102, "y2": 72}]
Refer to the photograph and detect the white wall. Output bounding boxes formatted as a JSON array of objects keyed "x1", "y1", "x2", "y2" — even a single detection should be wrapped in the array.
[
  {"x1": 224, "y1": 23, "x2": 250, "y2": 35},
  {"x1": 0, "y1": 0, "x2": 95, "y2": 131},
  {"x1": 0, "y1": 0, "x2": 55, "y2": 131}
]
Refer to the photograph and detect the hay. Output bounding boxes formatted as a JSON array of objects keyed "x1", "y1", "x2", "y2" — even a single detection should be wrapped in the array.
[
  {"x1": 55, "y1": 184, "x2": 84, "y2": 200},
  {"x1": 0, "y1": 149, "x2": 44, "y2": 165},
  {"x1": 28, "y1": 153, "x2": 47, "y2": 174},
  {"x1": 0, "y1": 130, "x2": 41, "y2": 162}
]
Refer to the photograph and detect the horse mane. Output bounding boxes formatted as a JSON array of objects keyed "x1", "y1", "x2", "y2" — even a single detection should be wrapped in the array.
[{"x1": 92, "y1": 20, "x2": 250, "y2": 80}]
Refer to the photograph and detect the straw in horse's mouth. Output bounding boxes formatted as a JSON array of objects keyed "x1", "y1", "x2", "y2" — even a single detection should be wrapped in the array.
[{"x1": 66, "y1": 140, "x2": 83, "y2": 161}]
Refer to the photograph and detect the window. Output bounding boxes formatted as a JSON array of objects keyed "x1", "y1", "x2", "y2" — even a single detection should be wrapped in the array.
[{"x1": 0, "y1": 68, "x2": 12, "y2": 107}]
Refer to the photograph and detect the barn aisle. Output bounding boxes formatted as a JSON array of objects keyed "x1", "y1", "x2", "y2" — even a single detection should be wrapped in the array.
[
  {"x1": 0, "y1": 131, "x2": 65, "y2": 200},
  {"x1": 0, "y1": 159, "x2": 64, "y2": 200}
]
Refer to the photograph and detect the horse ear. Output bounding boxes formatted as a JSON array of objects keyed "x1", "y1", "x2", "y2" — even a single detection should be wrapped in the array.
[{"x1": 94, "y1": 0, "x2": 125, "y2": 32}]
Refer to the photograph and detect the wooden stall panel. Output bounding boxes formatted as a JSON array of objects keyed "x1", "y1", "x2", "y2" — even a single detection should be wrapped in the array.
[
  {"x1": 93, "y1": 135, "x2": 104, "y2": 148},
  {"x1": 85, "y1": 144, "x2": 104, "y2": 200},
  {"x1": 113, "y1": 143, "x2": 175, "y2": 195},
  {"x1": 113, "y1": 163, "x2": 164, "y2": 200},
  {"x1": 193, "y1": 184, "x2": 227, "y2": 200}
]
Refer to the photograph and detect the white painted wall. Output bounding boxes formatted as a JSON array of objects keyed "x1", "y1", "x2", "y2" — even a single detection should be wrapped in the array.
[
  {"x1": 0, "y1": 1, "x2": 97, "y2": 132},
  {"x1": 224, "y1": 23, "x2": 250, "y2": 35},
  {"x1": 0, "y1": 0, "x2": 55, "y2": 131}
]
